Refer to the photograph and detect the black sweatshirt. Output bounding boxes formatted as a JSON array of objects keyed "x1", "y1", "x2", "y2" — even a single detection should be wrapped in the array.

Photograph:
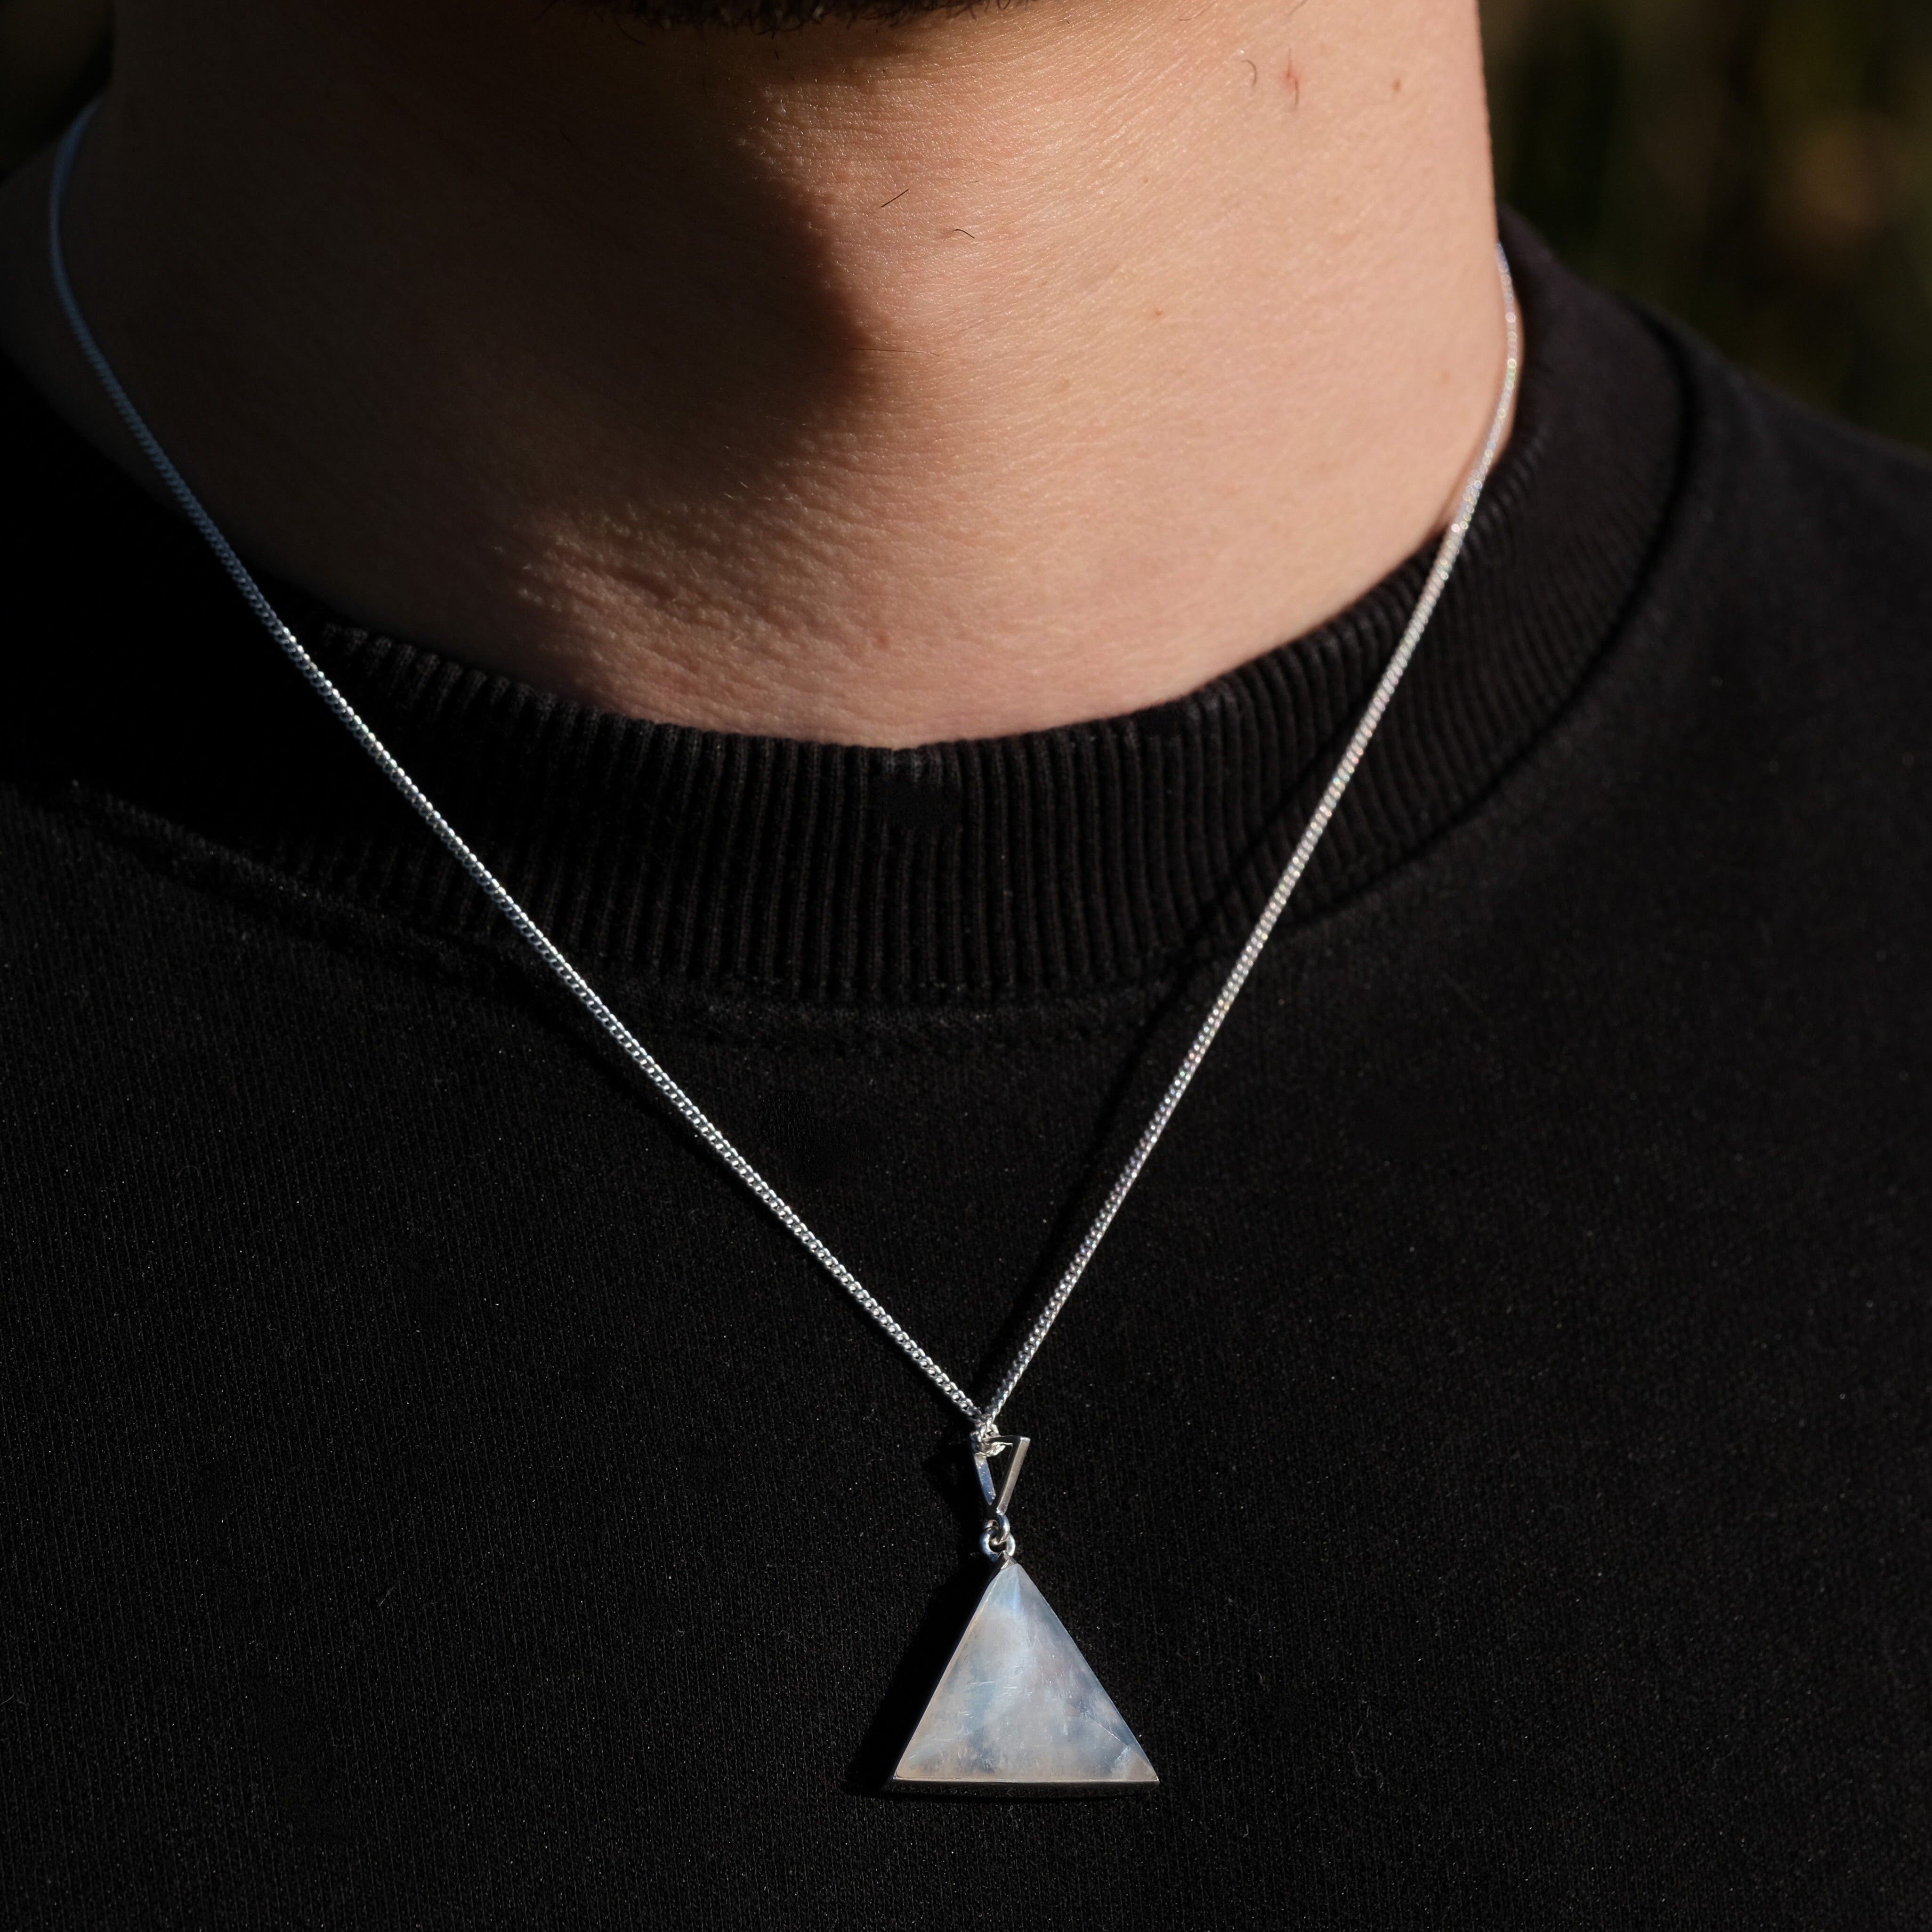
[{"x1": 4, "y1": 220, "x2": 1931, "y2": 1928}]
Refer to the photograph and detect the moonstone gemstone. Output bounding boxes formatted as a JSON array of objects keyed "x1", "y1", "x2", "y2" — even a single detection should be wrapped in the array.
[{"x1": 891, "y1": 1561, "x2": 1158, "y2": 1786}]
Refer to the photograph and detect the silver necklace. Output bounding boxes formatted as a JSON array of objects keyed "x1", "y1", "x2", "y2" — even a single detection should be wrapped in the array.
[{"x1": 49, "y1": 100, "x2": 1520, "y2": 1787}]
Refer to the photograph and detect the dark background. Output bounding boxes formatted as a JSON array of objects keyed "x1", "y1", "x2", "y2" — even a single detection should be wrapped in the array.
[
  {"x1": 4, "y1": 0, "x2": 1931, "y2": 451},
  {"x1": 1487, "y1": 0, "x2": 1932, "y2": 453}
]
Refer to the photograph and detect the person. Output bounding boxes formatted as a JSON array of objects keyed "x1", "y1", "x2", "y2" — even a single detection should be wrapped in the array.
[{"x1": 0, "y1": 0, "x2": 1926, "y2": 1922}]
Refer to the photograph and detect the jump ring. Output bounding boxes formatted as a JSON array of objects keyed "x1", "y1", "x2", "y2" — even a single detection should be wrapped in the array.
[{"x1": 979, "y1": 1512, "x2": 1017, "y2": 1563}]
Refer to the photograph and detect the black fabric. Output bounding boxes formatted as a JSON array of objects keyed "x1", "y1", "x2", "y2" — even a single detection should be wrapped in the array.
[{"x1": 3, "y1": 220, "x2": 1930, "y2": 1926}]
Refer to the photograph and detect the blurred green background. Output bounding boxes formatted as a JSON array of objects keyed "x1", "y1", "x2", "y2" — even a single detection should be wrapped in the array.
[
  {"x1": 5, "y1": 0, "x2": 1931, "y2": 452},
  {"x1": 1487, "y1": 0, "x2": 1932, "y2": 450}
]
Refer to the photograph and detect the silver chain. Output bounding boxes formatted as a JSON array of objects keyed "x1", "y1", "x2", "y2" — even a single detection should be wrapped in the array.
[{"x1": 49, "y1": 100, "x2": 1520, "y2": 1441}]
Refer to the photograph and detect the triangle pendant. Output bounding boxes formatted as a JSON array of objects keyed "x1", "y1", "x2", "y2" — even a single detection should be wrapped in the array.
[{"x1": 890, "y1": 1560, "x2": 1158, "y2": 1787}]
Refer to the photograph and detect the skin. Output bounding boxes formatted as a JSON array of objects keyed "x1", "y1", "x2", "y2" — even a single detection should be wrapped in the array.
[{"x1": 0, "y1": 0, "x2": 1509, "y2": 746}]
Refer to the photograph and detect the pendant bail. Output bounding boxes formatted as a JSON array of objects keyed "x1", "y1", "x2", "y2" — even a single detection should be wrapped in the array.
[{"x1": 970, "y1": 1434, "x2": 1030, "y2": 1563}]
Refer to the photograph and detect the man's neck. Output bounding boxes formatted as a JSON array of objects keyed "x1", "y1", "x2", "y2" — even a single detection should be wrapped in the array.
[{"x1": 0, "y1": 0, "x2": 1506, "y2": 746}]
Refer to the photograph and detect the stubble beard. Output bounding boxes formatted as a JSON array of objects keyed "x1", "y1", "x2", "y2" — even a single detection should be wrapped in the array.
[{"x1": 590, "y1": 0, "x2": 1019, "y2": 28}]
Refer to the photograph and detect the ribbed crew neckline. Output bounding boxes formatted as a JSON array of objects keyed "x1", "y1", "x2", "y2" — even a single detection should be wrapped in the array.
[{"x1": 6, "y1": 217, "x2": 1683, "y2": 1006}]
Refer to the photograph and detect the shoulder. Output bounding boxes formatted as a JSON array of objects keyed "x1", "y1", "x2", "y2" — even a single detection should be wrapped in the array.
[
  {"x1": 1615, "y1": 327, "x2": 1932, "y2": 927},
  {"x1": 1680, "y1": 335, "x2": 1932, "y2": 654}
]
